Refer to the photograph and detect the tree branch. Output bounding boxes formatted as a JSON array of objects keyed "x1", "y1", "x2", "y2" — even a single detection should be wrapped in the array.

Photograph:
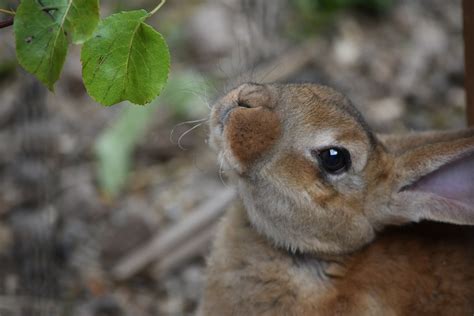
[
  {"x1": 0, "y1": 17, "x2": 13, "y2": 29},
  {"x1": 0, "y1": 8, "x2": 15, "y2": 15}
]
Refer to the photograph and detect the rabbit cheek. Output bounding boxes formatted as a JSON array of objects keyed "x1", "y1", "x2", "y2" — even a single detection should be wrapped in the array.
[
  {"x1": 276, "y1": 153, "x2": 337, "y2": 205},
  {"x1": 225, "y1": 107, "x2": 281, "y2": 169}
]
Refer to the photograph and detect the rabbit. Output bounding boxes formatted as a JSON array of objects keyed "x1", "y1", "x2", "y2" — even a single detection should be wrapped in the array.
[{"x1": 198, "y1": 83, "x2": 474, "y2": 316}]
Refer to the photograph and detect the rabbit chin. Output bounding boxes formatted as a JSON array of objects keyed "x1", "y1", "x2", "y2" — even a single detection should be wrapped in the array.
[{"x1": 236, "y1": 178, "x2": 376, "y2": 256}]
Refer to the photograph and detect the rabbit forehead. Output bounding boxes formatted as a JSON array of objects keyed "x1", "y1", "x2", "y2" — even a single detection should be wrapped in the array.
[{"x1": 276, "y1": 84, "x2": 374, "y2": 164}]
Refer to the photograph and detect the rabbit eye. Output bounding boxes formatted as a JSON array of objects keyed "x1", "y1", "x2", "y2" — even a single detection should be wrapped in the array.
[{"x1": 315, "y1": 147, "x2": 351, "y2": 174}]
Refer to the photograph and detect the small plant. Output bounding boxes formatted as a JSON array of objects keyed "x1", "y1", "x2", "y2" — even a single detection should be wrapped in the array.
[
  {"x1": 291, "y1": 0, "x2": 393, "y2": 36},
  {"x1": 1, "y1": 0, "x2": 170, "y2": 106},
  {"x1": 296, "y1": 0, "x2": 393, "y2": 14}
]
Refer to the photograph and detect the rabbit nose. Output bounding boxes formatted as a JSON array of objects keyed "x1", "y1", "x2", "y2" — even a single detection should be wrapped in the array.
[
  {"x1": 219, "y1": 101, "x2": 254, "y2": 126},
  {"x1": 219, "y1": 105, "x2": 236, "y2": 126},
  {"x1": 225, "y1": 105, "x2": 282, "y2": 167}
]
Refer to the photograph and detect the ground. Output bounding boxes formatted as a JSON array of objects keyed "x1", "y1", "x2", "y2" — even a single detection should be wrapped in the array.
[{"x1": 0, "y1": 0, "x2": 467, "y2": 315}]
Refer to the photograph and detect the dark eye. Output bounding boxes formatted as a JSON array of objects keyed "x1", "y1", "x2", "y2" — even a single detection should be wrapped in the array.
[{"x1": 315, "y1": 147, "x2": 351, "y2": 174}]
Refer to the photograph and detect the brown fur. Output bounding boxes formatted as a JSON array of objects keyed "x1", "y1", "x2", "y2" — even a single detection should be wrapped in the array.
[
  {"x1": 379, "y1": 129, "x2": 474, "y2": 154},
  {"x1": 200, "y1": 204, "x2": 474, "y2": 315},
  {"x1": 226, "y1": 107, "x2": 281, "y2": 168},
  {"x1": 201, "y1": 83, "x2": 474, "y2": 315}
]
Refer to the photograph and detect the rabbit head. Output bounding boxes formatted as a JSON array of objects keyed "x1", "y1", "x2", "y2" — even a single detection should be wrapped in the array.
[{"x1": 209, "y1": 83, "x2": 474, "y2": 256}]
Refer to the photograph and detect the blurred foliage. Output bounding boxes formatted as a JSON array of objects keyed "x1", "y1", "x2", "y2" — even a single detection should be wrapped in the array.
[
  {"x1": 161, "y1": 71, "x2": 212, "y2": 120},
  {"x1": 95, "y1": 101, "x2": 158, "y2": 198},
  {"x1": 295, "y1": 0, "x2": 393, "y2": 14},
  {"x1": 291, "y1": 0, "x2": 393, "y2": 37},
  {"x1": 95, "y1": 71, "x2": 211, "y2": 198}
]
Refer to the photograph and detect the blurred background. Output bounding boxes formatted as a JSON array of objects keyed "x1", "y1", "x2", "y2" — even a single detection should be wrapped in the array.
[{"x1": 0, "y1": 0, "x2": 468, "y2": 315}]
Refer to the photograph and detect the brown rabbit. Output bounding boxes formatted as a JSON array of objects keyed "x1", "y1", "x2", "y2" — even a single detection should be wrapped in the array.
[{"x1": 198, "y1": 83, "x2": 474, "y2": 316}]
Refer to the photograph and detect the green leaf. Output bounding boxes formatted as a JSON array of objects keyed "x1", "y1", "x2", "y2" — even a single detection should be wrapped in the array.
[
  {"x1": 14, "y1": 0, "x2": 99, "y2": 90},
  {"x1": 95, "y1": 101, "x2": 158, "y2": 197},
  {"x1": 65, "y1": 0, "x2": 100, "y2": 44},
  {"x1": 81, "y1": 10, "x2": 170, "y2": 106}
]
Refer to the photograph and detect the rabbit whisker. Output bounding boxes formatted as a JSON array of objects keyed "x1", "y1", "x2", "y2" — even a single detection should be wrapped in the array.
[
  {"x1": 170, "y1": 117, "x2": 209, "y2": 145},
  {"x1": 177, "y1": 122, "x2": 206, "y2": 150}
]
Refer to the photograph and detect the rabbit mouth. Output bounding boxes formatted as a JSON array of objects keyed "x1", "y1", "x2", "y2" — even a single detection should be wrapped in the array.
[
  {"x1": 209, "y1": 101, "x2": 238, "y2": 137},
  {"x1": 219, "y1": 105, "x2": 236, "y2": 127}
]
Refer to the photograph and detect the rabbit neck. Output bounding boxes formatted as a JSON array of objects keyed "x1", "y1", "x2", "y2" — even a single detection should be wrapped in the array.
[{"x1": 235, "y1": 199, "x2": 351, "y2": 280}]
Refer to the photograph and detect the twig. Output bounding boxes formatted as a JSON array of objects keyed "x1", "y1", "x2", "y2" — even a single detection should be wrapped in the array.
[
  {"x1": 112, "y1": 187, "x2": 236, "y2": 280},
  {"x1": 153, "y1": 226, "x2": 216, "y2": 278},
  {"x1": 149, "y1": 0, "x2": 166, "y2": 16},
  {"x1": 0, "y1": 8, "x2": 15, "y2": 15}
]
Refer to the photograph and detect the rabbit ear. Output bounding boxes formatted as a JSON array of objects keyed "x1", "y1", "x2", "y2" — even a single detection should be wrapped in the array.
[
  {"x1": 390, "y1": 135, "x2": 474, "y2": 226},
  {"x1": 379, "y1": 128, "x2": 474, "y2": 154}
]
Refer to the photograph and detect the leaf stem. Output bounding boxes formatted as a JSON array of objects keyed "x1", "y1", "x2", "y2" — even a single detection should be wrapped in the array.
[
  {"x1": 149, "y1": 0, "x2": 166, "y2": 16},
  {"x1": 0, "y1": 8, "x2": 15, "y2": 16}
]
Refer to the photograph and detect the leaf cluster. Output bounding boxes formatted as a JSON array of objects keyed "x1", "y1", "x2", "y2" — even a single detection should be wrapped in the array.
[{"x1": 11, "y1": 0, "x2": 170, "y2": 106}]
